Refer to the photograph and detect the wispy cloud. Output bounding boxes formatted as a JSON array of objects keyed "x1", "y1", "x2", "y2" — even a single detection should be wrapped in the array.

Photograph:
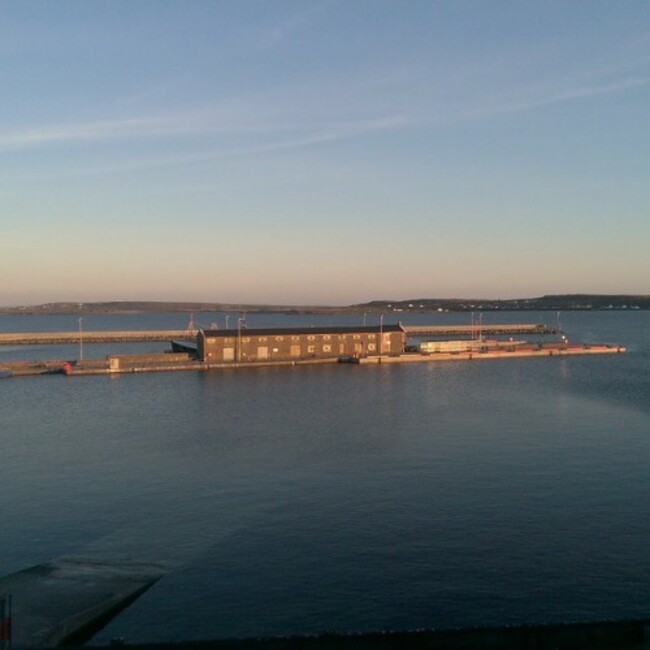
[
  {"x1": 0, "y1": 113, "x2": 277, "y2": 152},
  {"x1": 254, "y1": 1, "x2": 332, "y2": 51},
  {"x1": 3, "y1": 113, "x2": 406, "y2": 181},
  {"x1": 3, "y1": 34, "x2": 646, "y2": 161},
  {"x1": 457, "y1": 76, "x2": 650, "y2": 123},
  {"x1": 0, "y1": 93, "x2": 405, "y2": 154}
]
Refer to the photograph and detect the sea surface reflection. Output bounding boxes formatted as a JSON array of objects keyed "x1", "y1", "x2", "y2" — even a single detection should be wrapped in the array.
[{"x1": 0, "y1": 311, "x2": 648, "y2": 642}]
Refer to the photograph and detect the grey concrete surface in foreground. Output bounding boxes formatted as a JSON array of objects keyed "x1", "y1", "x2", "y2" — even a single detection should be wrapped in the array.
[
  {"x1": 3, "y1": 557, "x2": 649, "y2": 649},
  {"x1": 0, "y1": 557, "x2": 164, "y2": 647}
]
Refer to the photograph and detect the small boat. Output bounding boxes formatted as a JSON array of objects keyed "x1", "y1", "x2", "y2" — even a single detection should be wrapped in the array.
[
  {"x1": 337, "y1": 355, "x2": 360, "y2": 364},
  {"x1": 0, "y1": 369, "x2": 12, "y2": 378}
]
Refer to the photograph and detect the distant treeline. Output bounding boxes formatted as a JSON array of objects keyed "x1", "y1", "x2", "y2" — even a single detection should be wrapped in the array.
[
  {"x1": 1, "y1": 295, "x2": 648, "y2": 315},
  {"x1": 0, "y1": 301, "x2": 345, "y2": 315},
  {"x1": 359, "y1": 295, "x2": 650, "y2": 312}
]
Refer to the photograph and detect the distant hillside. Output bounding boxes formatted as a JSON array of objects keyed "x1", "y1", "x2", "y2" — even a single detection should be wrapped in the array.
[
  {"x1": 0, "y1": 301, "x2": 349, "y2": 315},
  {"x1": 357, "y1": 295, "x2": 650, "y2": 312},
  {"x1": 1, "y1": 295, "x2": 648, "y2": 315}
]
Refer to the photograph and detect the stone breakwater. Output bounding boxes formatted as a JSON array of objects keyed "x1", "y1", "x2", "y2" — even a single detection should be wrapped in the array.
[
  {"x1": 0, "y1": 330, "x2": 196, "y2": 345},
  {"x1": 0, "y1": 324, "x2": 555, "y2": 346}
]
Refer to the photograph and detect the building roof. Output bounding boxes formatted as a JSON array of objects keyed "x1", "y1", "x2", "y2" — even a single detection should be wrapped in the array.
[{"x1": 199, "y1": 324, "x2": 404, "y2": 338}]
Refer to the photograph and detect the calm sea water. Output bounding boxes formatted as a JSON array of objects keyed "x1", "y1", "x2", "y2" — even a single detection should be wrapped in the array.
[{"x1": 1, "y1": 311, "x2": 649, "y2": 642}]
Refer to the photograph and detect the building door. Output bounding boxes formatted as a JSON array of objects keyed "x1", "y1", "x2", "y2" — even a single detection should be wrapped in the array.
[
  {"x1": 223, "y1": 347, "x2": 234, "y2": 362},
  {"x1": 257, "y1": 346, "x2": 269, "y2": 360},
  {"x1": 290, "y1": 345, "x2": 301, "y2": 358}
]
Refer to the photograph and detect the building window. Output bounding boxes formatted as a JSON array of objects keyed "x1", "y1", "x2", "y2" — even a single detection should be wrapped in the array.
[
  {"x1": 323, "y1": 344, "x2": 331, "y2": 352},
  {"x1": 275, "y1": 336, "x2": 284, "y2": 342},
  {"x1": 353, "y1": 334, "x2": 361, "y2": 340},
  {"x1": 307, "y1": 345, "x2": 316, "y2": 353},
  {"x1": 291, "y1": 336, "x2": 300, "y2": 341},
  {"x1": 323, "y1": 335, "x2": 331, "y2": 340},
  {"x1": 368, "y1": 334, "x2": 376, "y2": 339},
  {"x1": 258, "y1": 337, "x2": 267, "y2": 342},
  {"x1": 368, "y1": 343, "x2": 376, "y2": 351},
  {"x1": 308, "y1": 335, "x2": 316, "y2": 341},
  {"x1": 242, "y1": 337, "x2": 250, "y2": 343}
]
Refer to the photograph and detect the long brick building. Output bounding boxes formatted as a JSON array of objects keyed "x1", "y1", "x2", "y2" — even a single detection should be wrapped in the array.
[{"x1": 197, "y1": 325, "x2": 405, "y2": 363}]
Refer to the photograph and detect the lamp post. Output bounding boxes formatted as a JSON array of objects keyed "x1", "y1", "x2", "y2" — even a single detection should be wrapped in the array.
[
  {"x1": 78, "y1": 316, "x2": 83, "y2": 361},
  {"x1": 77, "y1": 303, "x2": 84, "y2": 361},
  {"x1": 237, "y1": 316, "x2": 245, "y2": 362},
  {"x1": 379, "y1": 313, "x2": 384, "y2": 358}
]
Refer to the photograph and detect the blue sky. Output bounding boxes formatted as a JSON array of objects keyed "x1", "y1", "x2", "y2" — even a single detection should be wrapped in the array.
[{"x1": 1, "y1": 1, "x2": 649, "y2": 305}]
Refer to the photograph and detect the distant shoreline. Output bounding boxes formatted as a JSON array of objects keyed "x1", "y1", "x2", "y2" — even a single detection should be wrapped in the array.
[{"x1": 0, "y1": 295, "x2": 648, "y2": 315}]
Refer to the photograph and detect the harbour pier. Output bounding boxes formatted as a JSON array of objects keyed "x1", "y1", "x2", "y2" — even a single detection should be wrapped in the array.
[
  {"x1": 0, "y1": 322, "x2": 625, "y2": 378},
  {"x1": 0, "y1": 343, "x2": 625, "y2": 378}
]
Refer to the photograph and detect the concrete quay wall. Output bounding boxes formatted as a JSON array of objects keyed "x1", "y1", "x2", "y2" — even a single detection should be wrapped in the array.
[
  {"x1": 62, "y1": 344, "x2": 625, "y2": 376},
  {"x1": 1, "y1": 359, "x2": 69, "y2": 376},
  {"x1": 65, "y1": 356, "x2": 339, "y2": 376}
]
